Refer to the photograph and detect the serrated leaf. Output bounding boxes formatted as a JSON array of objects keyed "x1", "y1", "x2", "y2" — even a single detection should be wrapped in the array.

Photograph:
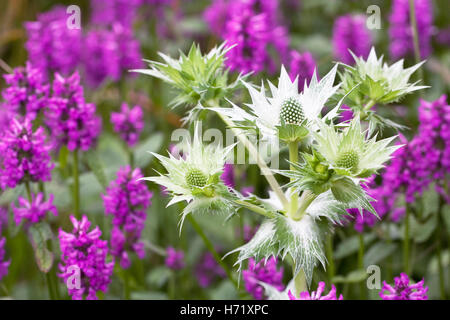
[
  {"x1": 330, "y1": 178, "x2": 377, "y2": 217},
  {"x1": 145, "y1": 266, "x2": 172, "y2": 288},
  {"x1": 334, "y1": 233, "x2": 376, "y2": 260},
  {"x1": 363, "y1": 242, "x2": 397, "y2": 266},
  {"x1": 29, "y1": 222, "x2": 54, "y2": 273},
  {"x1": 85, "y1": 149, "x2": 108, "y2": 189}
]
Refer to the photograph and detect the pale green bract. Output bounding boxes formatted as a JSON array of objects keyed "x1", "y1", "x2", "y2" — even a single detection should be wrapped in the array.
[
  {"x1": 132, "y1": 43, "x2": 247, "y2": 123},
  {"x1": 226, "y1": 189, "x2": 347, "y2": 285},
  {"x1": 211, "y1": 65, "x2": 342, "y2": 143},
  {"x1": 140, "y1": 123, "x2": 236, "y2": 231}
]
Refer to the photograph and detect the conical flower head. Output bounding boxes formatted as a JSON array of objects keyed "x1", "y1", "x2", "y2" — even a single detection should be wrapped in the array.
[{"x1": 313, "y1": 118, "x2": 401, "y2": 178}]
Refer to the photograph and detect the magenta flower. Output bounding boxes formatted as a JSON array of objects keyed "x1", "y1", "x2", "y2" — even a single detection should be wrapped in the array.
[
  {"x1": 58, "y1": 215, "x2": 114, "y2": 300},
  {"x1": 288, "y1": 282, "x2": 343, "y2": 300},
  {"x1": 203, "y1": 0, "x2": 231, "y2": 36},
  {"x1": 12, "y1": 193, "x2": 57, "y2": 225},
  {"x1": 0, "y1": 208, "x2": 7, "y2": 233},
  {"x1": 243, "y1": 257, "x2": 284, "y2": 300},
  {"x1": 2, "y1": 62, "x2": 49, "y2": 120},
  {"x1": 288, "y1": 50, "x2": 317, "y2": 92},
  {"x1": 332, "y1": 14, "x2": 372, "y2": 65},
  {"x1": 102, "y1": 166, "x2": 152, "y2": 269},
  {"x1": 195, "y1": 251, "x2": 226, "y2": 288},
  {"x1": 0, "y1": 237, "x2": 10, "y2": 281},
  {"x1": 165, "y1": 247, "x2": 185, "y2": 270},
  {"x1": 389, "y1": 0, "x2": 433, "y2": 60},
  {"x1": 46, "y1": 72, "x2": 102, "y2": 151},
  {"x1": 380, "y1": 273, "x2": 428, "y2": 300},
  {"x1": 111, "y1": 103, "x2": 144, "y2": 147},
  {"x1": 220, "y1": 163, "x2": 235, "y2": 188},
  {"x1": 90, "y1": 0, "x2": 141, "y2": 28},
  {"x1": 0, "y1": 118, "x2": 53, "y2": 190},
  {"x1": 25, "y1": 6, "x2": 81, "y2": 78}
]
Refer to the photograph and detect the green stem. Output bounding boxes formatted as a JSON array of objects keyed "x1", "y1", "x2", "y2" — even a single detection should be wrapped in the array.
[
  {"x1": 124, "y1": 272, "x2": 131, "y2": 300},
  {"x1": 408, "y1": 0, "x2": 424, "y2": 81},
  {"x1": 128, "y1": 149, "x2": 135, "y2": 168},
  {"x1": 214, "y1": 106, "x2": 288, "y2": 209},
  {"x1": 46, "y1": 273, "x2": 55, "y2": 300},
  {"x1": 403, "y1": 206, "x2": 410, "y2": 274},
  {"x1": 358, "y1": 233, "x2": 366, "y2": 300},
  {"x1": 386, "y1": 224, "x2": 393, "y2": 281},
  {"x1": 293, "y1": 269, "x2": 307, "y2": 297},
  {"x1": 169, "y1": 272, "x2": 176, "y2": 300},
  {"x1": 186, "y1": 215, "x2": 238, "y2": 289},
  {"x1": 288, "y1": 142, "x2": 299, "y2": 217},
  {"x1": 436, "y1": 204, "x2": 447, "y2": 300},
  {"x1": 73, "y1": 150, "x2": 80, "y2": 219},
  {"x1": 25, "y1": 181, "x2": 32, "y2": 201},
  {"x1": 234, "y1": 200, "x2": 275, "y2": 219},
  {"x1": 325, "y1": 234, "x2": 335, "y2": 284}
]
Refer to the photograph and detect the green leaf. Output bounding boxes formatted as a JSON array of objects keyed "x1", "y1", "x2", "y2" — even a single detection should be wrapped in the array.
[
  {"x1": 130, "y1": 291, "x2": 168, "y2": 300},
  {"x1": 85, "y1": 149, "x2": 108, "y2": 189},
  {"x1": 409, "y1": 214, "x2": 437, "y2": 243},
  {"x1": 332, "y1": 269, "x2": 367, "y2": 284},
  {"x1": 441, "y1": 204, "x2": 450, "y2": 234},
  {"x1": 134, "y1": 133, "x2": 164, "y2": 168},
  {"x1": 146, "y1": 266, "x2": 172, "y2": 288},
  {"x1": 29, "y1": 222, "x2": 54, "y2": 273},
  {"x1": 364, "y1": 242, "x2": 397, "y2": 266},
  {"x1": 334, "y1": 233, "x2": 376, "y2": 260}
]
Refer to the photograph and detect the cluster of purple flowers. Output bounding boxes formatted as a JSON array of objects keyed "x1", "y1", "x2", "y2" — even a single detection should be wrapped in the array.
[
  {"x1": 12, "y1": 193, "x2": 57, "y2": 225},
  {"x1": 380, "y1": 273, "x2": 428, "y2": 300},
  {"x1": 243, "y1": 257, "x2": 284, "y2": 300},
  {"x1": 0, "y1": 118, "x2": 53, "y2": 190},
  {"x1": 25, "y1": 6, "x2": 82, "y2": 78},
  {"x1": 102, "y1": 166, "x2": 153, "y2": 269},
  {"x1": 288, "y1": 282, "x2": 343, "y2": 300},
  {"x1": 111, "y1": 103, "x2": 144, "y2": 147},
  {"x1": 165, "y1": 247, "x2": 185, "y2": 270},
  {"x1": 288, "y1": 50, "x2": 317, "y2": 92},
  {"x1": 1, "y1": 62, "x2": 49, "y2": 120},
  {"x1": 45, "y1": 72, "x2": 101, "y2": 151},
  {"x1": 389, "y1": 0, "x2": 433, "y2": 60},
  {"x1": 25, "y1": 6, "x2": 143, "y2": 89},
  {"x1": 0, "y1": 208, "x2": 9, "y2": 281},
  {"x1": 195, "y1": 251, "x2": 226, "y2": 288},
  {"x1": 58, "y1": 215, "x2": 114, "y2": 300},
  {"x1": 332, "y1": 14, "x2": 372, "y2": 65}
]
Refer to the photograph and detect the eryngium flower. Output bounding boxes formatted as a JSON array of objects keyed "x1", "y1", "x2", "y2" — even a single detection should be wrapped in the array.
[
  {"x1": 332, "y1": 14, "x2": 372, "y2": 65},
  {"x1": 12, "y1": 193, "x2": 57, "y2": 225},
  {"x1": 46, "y1": 72, "x2": 102, "y2": 151},
  {"x1": 379, "y1": 273, "x2": 428, "y2": 300},
  {"x1": 2, "y1": 62, "x2": 49, "y2": 120},
  {"x1": 389, "y1": 0, "x2": 433, "y2": 60},
  {"x1": 313, "y1": 118, "x2": 400, "y2": 179},
  {"x1": 339, "y1": 47, "x2": 427, "y2": 107},
  {"x1": 243, "y1": 257, "x2": 284, "y2": 300},
  {"x1": 102, "y1": 166, "x2": 152, "y2": 269},
  {"x1": 0, "y1": 237, "x2": 9, "y2": 281},
  {"x1": 25, "y1": 6, "x2": 81, "y2": 78},
  {"x1": 288, "y1": 281, "x2": 343, "y2": 300},
  {"x1": 111, "y1": 103, "x2": 144, "y2": 147},
  {"x1": 165, "y1": 247, "x2": 185, "y2": 270},
  {"x1": 0, "y1": 118, "x2": 53, "y2": 190},
  {"x1": 288, "y1": 50, "x2": 317, "y2": 92},
  {"x1": 141, "y1": 123, "x2": 235, "y2": 229},
  {"x1": 58, "y1": 215, "x2": 114, "y2": 300}
]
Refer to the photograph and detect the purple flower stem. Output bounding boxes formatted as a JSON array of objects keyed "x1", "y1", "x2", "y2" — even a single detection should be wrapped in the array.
[
  {"x1": 403, "y1": 205, "x2": 410, "y2": 275},
  {"x1": 73, "y1": 150, "x2": 80, "y2": 219},
  {"x1": 358, "y1": 233, "x2": 366, "y2": 300}
]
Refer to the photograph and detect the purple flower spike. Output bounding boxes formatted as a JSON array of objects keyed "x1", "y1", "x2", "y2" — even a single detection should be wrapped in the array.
[
  {"x1": 46, "y1": 72, "x2": 102, "y2": 151},
  {"x1": 111, "y1": 103, "x2": 144, "y2": 147},
  {"x1": 2, "y1": 62, "x2": 49, "y2": 120},
  {"x1": 12, "y1": 193, "x2": 57, "y2": 225},
  {"x1": 288, "y1": 50, "x2": 317, "y2": 92},
  {"x1": 289, "y1": 282, "x2": 343, "y2": 300},
  {"x1": 0, "y1": 237, "x2": 10, "y2": 281},
  {"x1": 243, "y1": 257, "x2": 284, "y2": 300},
  {"x1": 195, "y1": 251, "x2": 226, "y2": 288},
  {"x1": 0, "y1": 118, "x2": 53, "y2": 190},
  {"x1": 333, "y1": 14, "x2": 372, "y2": 65},
  {"x1": 58, "y1": 215, "x2": 114, "y2": 300},
  {"x1": 389, "y1": 0, "x2": 433, "y2": 60},
  {"x1": 165, "y1": 247, "x2": 185, "y2": 270},
  {"x1": 102, "y1": 166, "x2": 153, "y2": 269},
  {"x1": 220, "y1": 163, "x2": 235, "y2": 188},
  {"x1": 380, "y1": 273, "x2": 428, "y2": 300}
]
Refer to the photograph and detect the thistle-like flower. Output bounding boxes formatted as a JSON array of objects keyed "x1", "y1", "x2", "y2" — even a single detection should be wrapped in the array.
[
  {"x1": 140, "y1": 123, "x2": 236, "y2": 229},
  {"x1": 340, "y1": 47, "x2": 427, "y2": 108},
  {"x1": 213, "y1": 65, "x2": 341, "y2": 143},
  {"x1": 133, "y1": 43, "x2": 246, "y2": 122},
  {"x1": 313, "y1": 118, "x2": 400, "y2": 179}
]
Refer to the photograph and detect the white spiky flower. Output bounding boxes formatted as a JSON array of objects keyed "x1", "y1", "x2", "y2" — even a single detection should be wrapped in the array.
[
  {"x1": 313, "y1": 118, "x2": 401, "y2": 178},
  {"x1": 212, "y1": 65, "x2": 341, "y2": 143},
  {"x1": 140, "y1": 123, "x2": 235, "y2": 229},
  {"x1": 227, "y1": 189, "x2": 346, "y2": 285}
]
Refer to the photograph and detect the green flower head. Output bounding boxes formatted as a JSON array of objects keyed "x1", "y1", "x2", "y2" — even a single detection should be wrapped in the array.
[{"x1": 313, "y1": 118, "x2": 401, "y2": 178}]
